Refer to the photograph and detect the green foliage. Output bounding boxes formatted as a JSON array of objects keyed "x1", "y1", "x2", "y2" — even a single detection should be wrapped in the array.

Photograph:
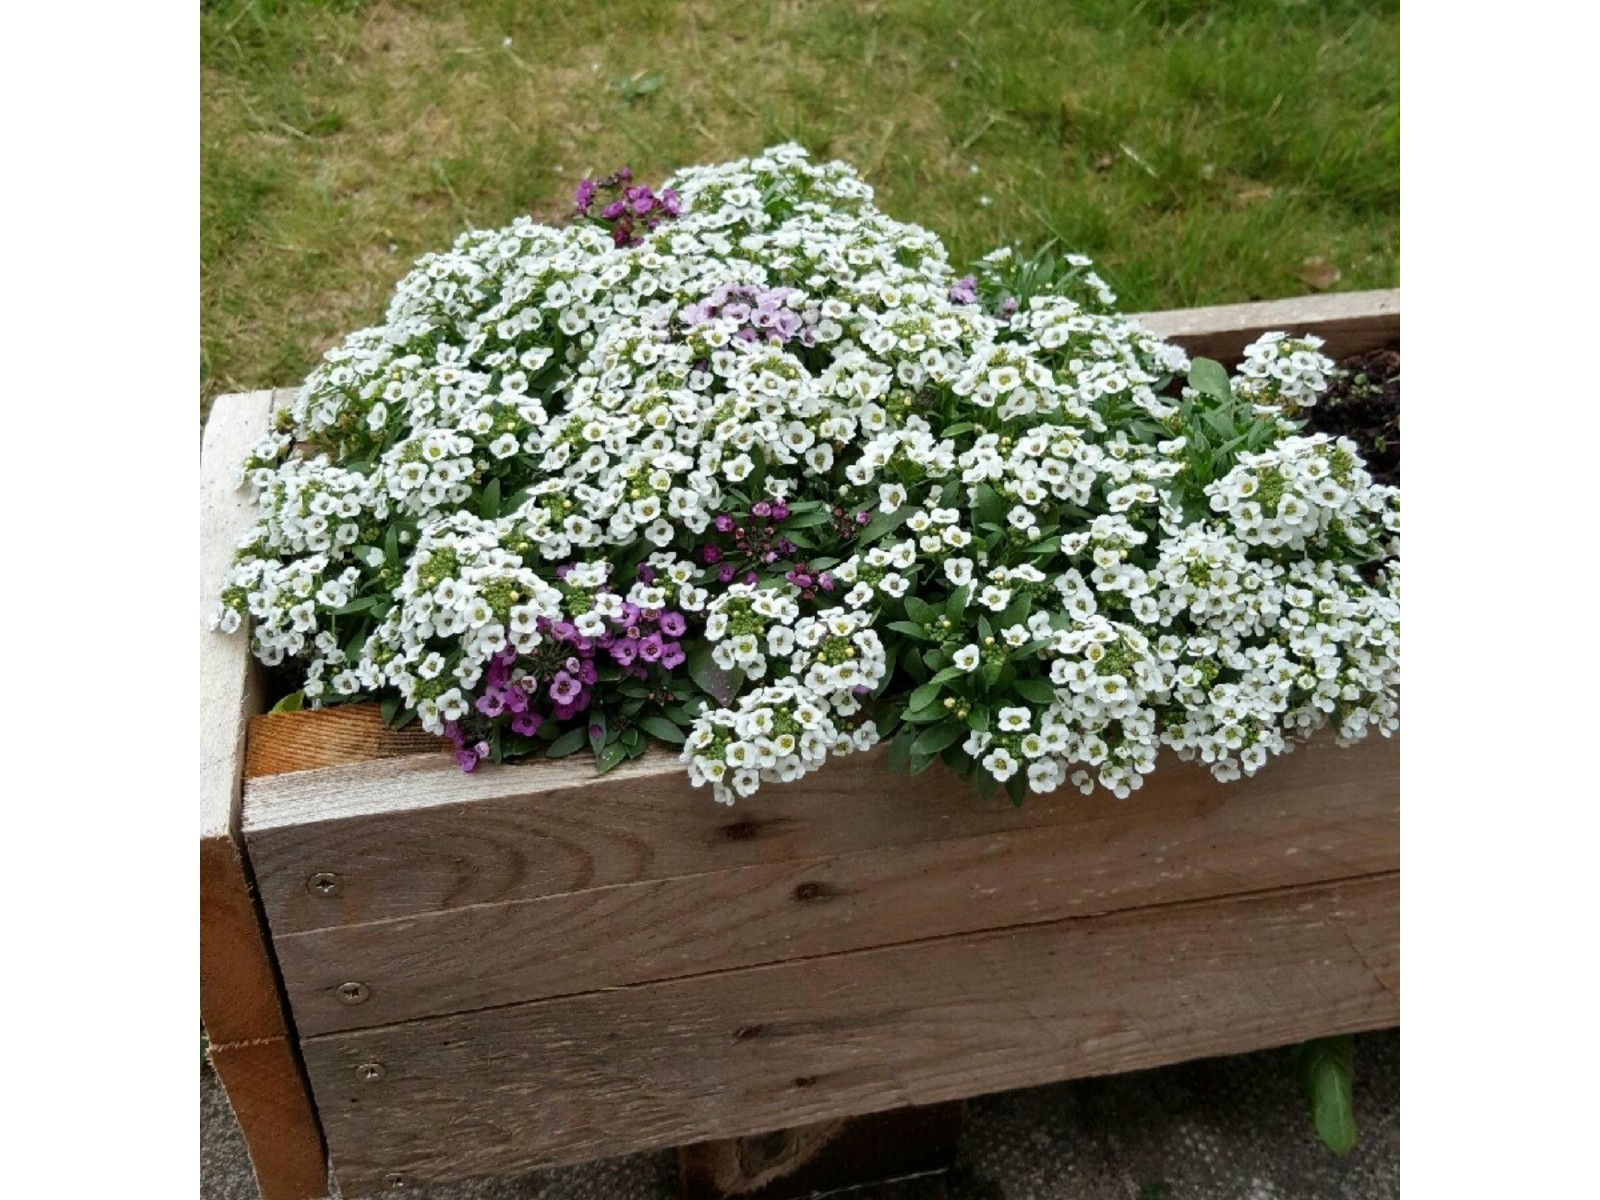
[{"x1": 1293, "y1": 1035, "x2": 1359, "y2": 1155}]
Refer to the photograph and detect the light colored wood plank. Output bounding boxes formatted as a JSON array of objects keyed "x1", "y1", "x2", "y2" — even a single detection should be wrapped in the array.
[
  {"x1": 1132, "y1": 289, "x2": 1399, "y2": 366},
  {"x1": 302, "y1": 873, "x2": 1398, "y2": 1195},
  {"x1": 201, "y1": 389, "x2": 330, "y2": 1200},
  {"x1": 201, "y1": 389, "x2": 274, "y2": 845},
  {"x1": 246, "y1": 705, "x2": 448, "y2": 779},
  {"x1": 244, "y1": 725, "x2": 1392, "y2": 938},
  {"x1": 272, "y1": 732, "x2": 1397, "y2": 1033},
  {"x1": 208, "y1": 1039, "x2": 330, "y2": 1200}
]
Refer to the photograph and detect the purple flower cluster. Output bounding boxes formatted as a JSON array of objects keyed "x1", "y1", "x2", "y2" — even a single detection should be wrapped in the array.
[
  {"x1": 445, "y1": 619, "x2": 600, "y2": 771},
  {"x1": 701, "y1": 497, "x2": 798, "y2": 586},
  {"x1": 680, "y1": 283, "x2": 823, "y2": 347},
  {"x1": 598, "y1": 568, "x2": 689, "y2": 676},
  {"x1": 783, "y1": 561, "x2": 837, "y2": 602},
  {"x1": 573, "y1": 167, "x2": 681, "y2": 248},
  {"x1": 949, "y1": 275, "x2": 978, "y2": 305}
]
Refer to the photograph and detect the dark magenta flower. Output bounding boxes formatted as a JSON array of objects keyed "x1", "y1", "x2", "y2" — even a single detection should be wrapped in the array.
[
  {"x1": 510, "y1": 711, "x2": 542, "y2": 737},
  {"x1": 659, "y1": 611, "x2": 687, "y2": 637}
]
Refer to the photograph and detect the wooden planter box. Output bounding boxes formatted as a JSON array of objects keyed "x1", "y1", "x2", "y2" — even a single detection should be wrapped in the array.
[{"x1": 201, "y1": 290, "x2": 1400, "y2": 1200}]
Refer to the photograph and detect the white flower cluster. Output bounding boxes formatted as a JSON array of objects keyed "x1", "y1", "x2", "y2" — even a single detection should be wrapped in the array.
[
  {"x1": 215, "y1": 144, "x2": 1398, "y2": 805},
  {"x1": 1233, "y1": 332, "x2": 1336, "y2": 413}
]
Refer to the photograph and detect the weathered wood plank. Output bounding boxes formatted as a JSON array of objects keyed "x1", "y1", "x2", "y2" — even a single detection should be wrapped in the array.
[
  {"x1": 678, "y1": 1102, "x2": 964, "y2": 1200},
  {"x1": 201, "y1": 389, "x2": 330, "y2": 1200},
  {"x1": 272, "y1": 732, "x2": 1397, "y2": 1034},
  {"x1": 244, "y1": 726, "x2": 1393, "y2": 938},
  {"x1": 207, "y1": 1039, "x2": 331, "y2": 1200},
  {"x1": 201, "y1": 389, "x2": 274, "y2": 849},
  {"x1": 1133, "y1": 289, "x2": 1400, "y2": 367},
  {"x1": 302, "y1": 872, "x2": 1398, "y2": 1196}
]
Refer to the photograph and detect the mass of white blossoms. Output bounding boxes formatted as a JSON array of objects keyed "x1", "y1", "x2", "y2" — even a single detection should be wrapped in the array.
[{"x1": 215, "y1": 144, "x2": 1398, "y2": 803}]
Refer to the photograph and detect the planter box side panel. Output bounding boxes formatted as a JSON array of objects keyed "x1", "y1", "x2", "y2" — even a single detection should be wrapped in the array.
[
  {"x1": 303, "y1": 873, "x2": 1398, "y2": 1196},
  {"x1": 263, "y1": 731, "x2": 1397, "y2": 1035}
]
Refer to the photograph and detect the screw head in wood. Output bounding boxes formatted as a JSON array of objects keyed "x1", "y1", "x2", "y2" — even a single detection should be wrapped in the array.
[
  {"x1": 307, "y1": 872, "x2": 343, "y2": 897},
  {"x1": 384, "y1": 1173, "x2": 407, "y2": 1189},
  {"x1": 355, "y1": 1061, "x2": 386, "y2": 1081},
  {"x1": 337, "y1": 981, "x2": 370, "y2": 1005}
]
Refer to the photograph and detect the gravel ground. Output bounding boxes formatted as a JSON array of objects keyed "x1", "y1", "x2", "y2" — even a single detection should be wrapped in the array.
[{"x1": 203, "y1": 1029, "x2": 1398, "y2": 1200}]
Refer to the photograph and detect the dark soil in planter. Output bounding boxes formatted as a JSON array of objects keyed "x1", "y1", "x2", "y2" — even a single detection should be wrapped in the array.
[{"x1": 1305, "y1": 349, "x2": 1400, "y2": 485}]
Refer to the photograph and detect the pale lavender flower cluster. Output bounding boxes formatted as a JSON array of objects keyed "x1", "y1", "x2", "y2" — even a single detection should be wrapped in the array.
[{"x1": 679, "y1": 283, "x2": 823, "y2": 346}]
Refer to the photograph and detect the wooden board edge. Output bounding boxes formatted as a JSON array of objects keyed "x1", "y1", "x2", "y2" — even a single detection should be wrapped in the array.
[
  {"x1": 208, "y1": 1036, "x2": 330, "y2": 1200},
  {"x1": 201, "y1": 389, "x2": 275, "y2": 843},
  {"x1": 203, "y1": 387, "x2": 330, "y2": 1200},
  {"x1": 1132, "y1": 289, "x2": 1399, "y2": 365}
]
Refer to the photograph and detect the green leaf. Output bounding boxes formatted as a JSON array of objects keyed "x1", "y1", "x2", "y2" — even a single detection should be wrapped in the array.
[
  {"x1": 637, "y1": 715, "x2": 686, "y2": 745},
  {"x1": 908, "y1": 749, "x2": 938, "y2": 776},
  {"x1": 886, "y1": 620, "x2": 929, "y2": 639},
  {"x1": 1014, "y1": 677, "x2": 1057, "y2": 704},
  {"x1": 270, "y1": 690, "x2": 304, "y2": 714},
  {"x1": 332, "y1": 596, "x2": 383, "y2": 616},
  {"x1": 903, "y1": 595, "x2": 938, "y2": 624},
  {"x1": 1293, "y1": 1036, "x2": 1358, "y2": 1156},
  {"x1": 686, "y1": 641, "x2": 745, "y2": 706},
  {"x1": 913, "y1": 721, "x2": 966, "y2": 757},
  {"x1": 1005, "y1": 774, "x2": 1027, "y2": 807},
  {"x1": 973, "y1": 484, "x2": 1005, "y2": 528},
  {"x1": 1188, "y1": 357, "x2": 1233, "y2": 402},
  {"x1": 966, "y1": 705, "x2": 990, "y2": 733},
  {"x1": 480, "y1": 477, "x2": 502, "y2": 519},
  {"x1": 546, "y1": 727, "x2": 587, "y2": 758},
  {"x1": 997, "y1": 592, "x2": 1033, "y2": 629},
  {"x1": 384, "y1": 524, "x2": 399, "y2": 566},
  {"x1": 975, "y1": 770, "x2": 998, "y2": 802},
  {"x1": 907, "y1": 680, "x2": 943, "y2": 714},
  {"x1": 887, "y1": 728, "x2": 915, "y2": 773},
  {"x1": 380, "y1": 694, "x2": 400, "y2": 725},
  {"x1": 783, "y1": 509, "x2": 833, "y2": 529},
  {"x1": 588, "y1": 710, "x2": 608, "y2": 757},
  {"x1": 856, "y1": 504, "x2": 912, "y2": 547},
  {"x1": 595, "y1": 740, "x2": 629, "y2": 774}
]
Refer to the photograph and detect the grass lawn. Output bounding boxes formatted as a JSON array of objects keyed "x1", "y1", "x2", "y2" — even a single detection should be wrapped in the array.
[{"x1": 200, "y1": 0, "x2": 1398, "y2": 415}]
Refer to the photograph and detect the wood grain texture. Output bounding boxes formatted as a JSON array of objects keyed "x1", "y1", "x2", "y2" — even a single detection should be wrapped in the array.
[
  {"x1": 246, "y1": 705, "x2": 448, "y2": 779},
  {"x1": 1133, "y1": 289, "x2": 1399, "y2": 367},
  {"x1": 678, "y1": 1102, "x2": 964, "y2": 1199},
  {"x1": 244, "y1": 727, "x2": 1393, "y2": 939},
  {"x1": 302, "y1": 873, "x2": 1398, "y2": 1196},
  {"x1": 272, "y1": 732, "x2": 1397, "y2": 1034},
  {"x1": 208, "y1": 1039, "x2": 330, "y2": 1200}
]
